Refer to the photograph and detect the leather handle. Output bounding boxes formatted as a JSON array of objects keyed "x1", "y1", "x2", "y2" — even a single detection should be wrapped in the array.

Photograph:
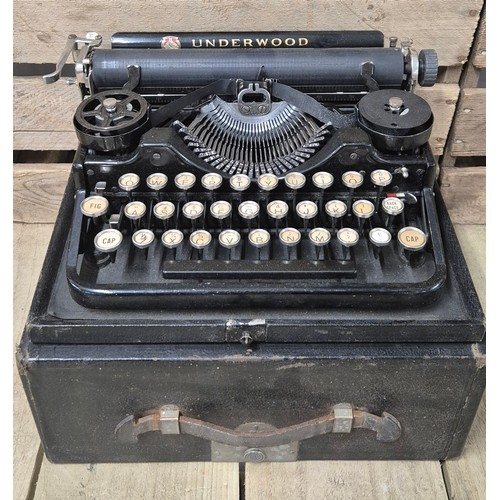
[{"x1": 115, "y1": 403, "x2": 401, "y2": 446}]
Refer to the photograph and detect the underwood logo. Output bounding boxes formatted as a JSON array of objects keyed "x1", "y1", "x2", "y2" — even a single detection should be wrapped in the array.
[
  {"x1": 190, "y1": 37, "x2": 309, "y2": 48},
  {"x1": 161, "y1": 36, "x2": 181, "y2": 49}
]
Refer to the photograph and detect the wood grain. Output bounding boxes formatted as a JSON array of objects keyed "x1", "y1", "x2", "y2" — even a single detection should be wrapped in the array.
[
  {"x1": 13, "y1": 77, "x2": 459, "y2": 155},
  {"x1": 471, "y1": 8, "x2": 486, "y2": 68},
  {"x1": 440, "y1": 167, "x2": 486, "y2": 225},
  {"x1": 246, "y1": 461, "x2": 448, "y2": 500},
  {"x1": 13, "y1": 224, "x2": 55, "y2": 500},
  {"x1": 448, "y1": 89, "x2": 486, "y2": 156},
  {"x1": 13, "y1": 163, "x2": 71, "y2": 223},
  {"x1": 13, "y1": 0, "x2": 483, "y2": 67},
  {"x1": 34, "y1": 462, "x2": 239, "y2": 500}
]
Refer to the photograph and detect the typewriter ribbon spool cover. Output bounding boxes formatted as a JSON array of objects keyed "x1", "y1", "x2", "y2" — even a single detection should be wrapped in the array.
[{"x1": 17, "y1": 32, "x2": 485, "y2": 464}]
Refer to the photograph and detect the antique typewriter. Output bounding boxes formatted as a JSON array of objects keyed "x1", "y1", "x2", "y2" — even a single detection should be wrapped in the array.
[
  {"x1": 18, "y1": 31, "x2": 485, "y2": 464},
  {"x1": 43, "y1": 31, "x2": 443, "y2": 312}
]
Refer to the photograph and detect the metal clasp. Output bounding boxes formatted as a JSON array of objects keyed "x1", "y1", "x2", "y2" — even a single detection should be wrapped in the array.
[{"x1": 237, "y1": 81, "x2": 272, "y2": 116}]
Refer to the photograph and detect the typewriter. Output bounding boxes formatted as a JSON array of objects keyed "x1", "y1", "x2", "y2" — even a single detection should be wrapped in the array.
[
  {"x1": 18, "y1": 31, "x2": 485, "y2": 465},
  {"x1": 43, "y1": 31, "x2": 443, "y2": 311}
]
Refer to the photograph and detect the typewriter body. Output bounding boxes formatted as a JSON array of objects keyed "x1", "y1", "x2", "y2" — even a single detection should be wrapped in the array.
[{"x1": 18, "y1": 31, "x2": 485, "y2": 463}]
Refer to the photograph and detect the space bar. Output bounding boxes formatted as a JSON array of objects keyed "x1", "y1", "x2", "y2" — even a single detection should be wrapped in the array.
[{"x1": 162, "y1": 260, "x2": 357, "y2": 279}]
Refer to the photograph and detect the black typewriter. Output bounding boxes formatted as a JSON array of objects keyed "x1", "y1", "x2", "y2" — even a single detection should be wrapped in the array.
[{"x1": 42, "y1": 30, "x2": 444, "y2": 312}]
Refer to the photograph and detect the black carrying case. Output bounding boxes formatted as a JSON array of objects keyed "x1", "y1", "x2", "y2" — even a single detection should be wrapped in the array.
[{"x1": 17, "y1": 176, "x2": 485, "y2": 463}]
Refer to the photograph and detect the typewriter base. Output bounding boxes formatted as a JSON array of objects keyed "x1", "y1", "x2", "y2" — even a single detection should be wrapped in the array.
[{"x1": 18, "y1": 340, "x2": 484, "y2": 463}]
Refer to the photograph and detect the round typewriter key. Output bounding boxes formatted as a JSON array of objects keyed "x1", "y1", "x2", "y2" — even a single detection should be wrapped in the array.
[
  {"x1": 210, "y1": 200, "x2": 232, "y2": 220},
  {"x1": 267, "y1": 200, "x2": 289, "y2": 220},
  {"x1": 325, "y1": 200, "x2": 347, "y2": 218},
  {"x1": 80, "y1": 196, "x2": 109, "y2": 218},
  {"x1": 190, "y1": 230, "x2": 212, "y2": 249},
  {"x1": 238, "y1": 200, "x2": 260, "y2": 220},
  {"x1": 118, "y1": 173, "x2": 140, "y2": 192},
  {"x1": 161, "y1": 229, "x2": 184, "y2": 249},
  {"x1": 124, "y1": 201, "x2": 147, "y2": 220},
  {"x1": 296, "y1": 201, "x2": 318, "y2": 230},
  {"x1": 342, "y1": 171, "x2": 364, "y2": 189},
  {"x1": 352, "y1": 200, "x2": 375, "y2": 219},
  {"x1": 174, "y1": 172, "x2": 196, "y2": 190},
  {"x1": 257, "y1": 173, "x2": 279, "y2": 191},
  {"x1": 201, "y1": 172, "x2": 223, "y2": 191},
  {"x1": 337, "y1": 227, "x2": 359, "y2": 247},
  {"x1": 248, "y1": 229, "x2": 271, "y2": 248},
  {"x1": 279, "y1": 227, "x2": 302, "y2": 246},
  {"x1": 371, "y1": 169, "x2": 392, "y2": 187},
  {"x1": 309, "y1": 227, "x2": 331, "y2": 246},
  {"x1": 312, "y1": 171, "x2": 334, "y2": 189},
  {"x1": 153, "y1": 201, "x2": 176, "y2": 220},
  {"x1": 382, "y1": 197, "x2": 405, "y2": 216},
  {"x1": 94, "y1": 229, "x2": 123, "y2": 253},
  {"x1": 284, "y1": 172, "x2": 306, "y2": 190},
  {"x1": 146, "y1": 172, "x2": 168, "y2": 191},
  {"x1": 132, "y1": 229, "x2": 155, "y2": 249},
  {"x1": 182, "y1": 201, "x2": 205, "y2": 220},
  {"x1": 397, "y1": 226, "x2": 427, "y2": 251},
  {"x1": 230, "y1": 174, "x2": 251, "y2": 192},
  {"x1": 219, "y1": 229, "x2": 241, "y2": 249},
  {"x1": 369, "y1": 227, "x2": 392, "y2": 247}
]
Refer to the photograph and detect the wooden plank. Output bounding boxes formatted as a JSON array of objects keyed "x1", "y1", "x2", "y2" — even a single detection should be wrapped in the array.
[
  {"x1": 471, "y1": 8, "x2": 486, "y2": 68},
  {"x1": 440, "y1": 167, "x2": 486, "y2": 225},
  {"x1": 416, "y1": 84, "x2": 460, "y2": 156},
  {"x1": 13, "y1": 223, "x2": 55, "y2": 500},
  {"x1": 13, "y1": 0, "x2": 483, "y2": 67},
  {"x1": 13, "y1": 77, "x2": 459, "y2": 155},
  {"x1": 34, "y1": 462, "x2": 239, "y2": 500},
  {"x1": 448, "y1": 89, "x2": 486, "y2": 156},
  {"x1": 246, "y1": 461, "x2": 448, "y2": 499},
  {"x1": 13, "y1": 163, "x2": 71, "y2": 223}
]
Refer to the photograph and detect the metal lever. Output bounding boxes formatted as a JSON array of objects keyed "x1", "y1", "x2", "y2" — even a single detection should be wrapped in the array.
[
  {"x1": 43, "y1": 33, "x2": 102, "y2": 84},
  {"x1": 115, "y1": 403, "x2": 401, "y2": 447}
]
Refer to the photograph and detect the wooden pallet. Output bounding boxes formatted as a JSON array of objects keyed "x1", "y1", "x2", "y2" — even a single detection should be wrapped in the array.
[{"x1": 13, "y1": 1, "x2": 486, "y2": 498}]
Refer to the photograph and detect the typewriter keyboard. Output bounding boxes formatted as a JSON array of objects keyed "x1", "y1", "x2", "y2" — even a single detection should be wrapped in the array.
[{"x1": 66, "y1": 167, "x2": 446, "y2": 308}]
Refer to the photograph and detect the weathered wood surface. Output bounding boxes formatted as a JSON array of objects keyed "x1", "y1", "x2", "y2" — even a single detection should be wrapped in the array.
[
  {"x1": 471, "y1": 8, "x2": 486, "y2": 68},
  {"x1": 13, "y1": 77, "x2": 459, "y2": 155},
  {"x1": 13, "y1": 0, "x2": 483, "y2": 67},
  {"x1": 34, "y1": 462, "x2": 240, "y2": 500},
  {"x1": 448, "y1": 89, "x2": 486, "y2": 156},
  {"x1": 13, "y1": 224, "x2": 55, "y2": 500},
  {"x1": 440, "y1": 167, "x2": 486, "y2": 225},
  {"x1": 246, "y1": 461, "x2": 448, "y2": 499}
]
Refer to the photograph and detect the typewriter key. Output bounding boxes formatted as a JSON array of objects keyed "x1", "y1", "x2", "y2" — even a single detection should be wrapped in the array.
[
  {"x1": 201, "y1": 172, "x2": 223, "y2": 191},
  {"x1": 248, "y1": 228, "x2": 271, "y2": 260},
  {"x1": 174, "y1": 172, "x2": 197, "y2": 199},
  {"x1": 371, "y1": 169, "x2": 392, "y2": 209},
  {"x1": 229, "y1": 174, "x2": 251, "y2": 192},
  {"x1": 296, "y1": 200, "x2": 318, "y2": 230},
  {"x1": 238, "y1": 201, "x2": 260, "y2": 224},
  {"x1": 312, "y1": 171, "x2": 334, "y2": 189},
  {"x1": 146, "y1": 173, "x2": 168, "y2": 192},
  {"x1": 309, "y1": 227, "x2": 331, "y2": 259},
  {"x1": 342, "y1": 171, "x2": 364, "y2": 213},
  {"x1": 267, "y1": 200, "x2": 289, "y2": 227},
  {"x1": 80, "y1": 195, "x2": 109, "y2": 219},
  {"x1": 325, "y1": 199, "x2": 347, "y2": 230},
  {"x1": 210, "y1": 200, "x2": 232, "y2": 227},
  {"x1": 219, "y1": 229, "x2": 241, "y2": 259},
  {"x1": 284, "y1": 172, "x2": 306, "y2": 190},
  {"x1": 190, "y1": 230, "x2": 212, "y2": 258},
  {"x1": 118, "y1": 173, "x2": 140, "y2": 193},
  {"x1": 124, "y1": 201, "x2": 147, "y2": 221},
  {"x1": 397, "y1": 227, "x2": 427, "y2": 251},
  {"x1": 94, "y1": 229, "x2": 123, "y2": 260},
  {"x1": 352, "y1": 199, "x2": 375, "y2": 232},
  {"x1": 161, "y1": 229, "x2": 184, "y2": 254},
  {"x1": 182, "y1": 201, "x2": 205, "y2": 220},
  {"x1": 257, "y1": 173, "x2": 279, "y2": 192},
  {"x1": 153, "y1": 201, "x2": 176, "y2": 222},
  {"x1": 337, "y1": 227, "x2": 359, "y2": 259},
  {"x1": 382, "y1": 197, "x2": 405, "y2": 229},
  {"x1": 369, "y1": 227, "x2": 392, "y2": 247},
  {"x1": 279, "y1": 227, "x2": 302, "y2": 260},
  {"x1": 132, "y1": 229, "x2": 155, "y2": 251}
]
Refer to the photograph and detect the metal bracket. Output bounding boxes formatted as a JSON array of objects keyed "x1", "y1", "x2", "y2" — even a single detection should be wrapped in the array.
[
  {"x1": 225, "y1": 319, "x2": 267, "y2": 344},
  {"x1": 43, "y1": 33, "x2": 102, "y2": 90},
  {"x1": 401, "y1": 38, "x2": 419, "y2": 92},
  {"x1": 237, "y1": 80, "x2": 272, "y2": 116}
]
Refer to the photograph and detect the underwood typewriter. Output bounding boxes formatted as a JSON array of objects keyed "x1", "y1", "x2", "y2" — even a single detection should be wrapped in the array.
[
  {"x1": 41, "y1": 31, "x2": 444, "y2": 311},
  {"x1": 18, "y1": 31, "x2": 485, "y2": 464}
]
